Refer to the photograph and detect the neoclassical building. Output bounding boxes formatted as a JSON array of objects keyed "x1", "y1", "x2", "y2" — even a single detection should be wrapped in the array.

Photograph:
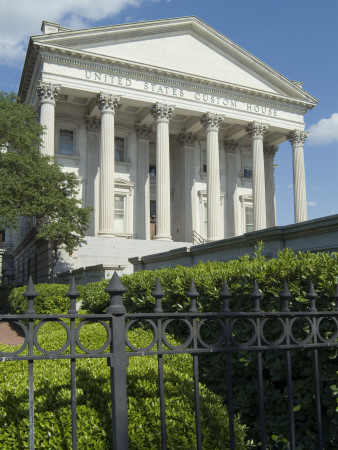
[{"x1": 10, "y1": 16, "x2": 317, "y2": 282}]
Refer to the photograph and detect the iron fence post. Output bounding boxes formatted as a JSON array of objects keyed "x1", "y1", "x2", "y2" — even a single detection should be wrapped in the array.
[{"x1": 106, "y1": 272, "x2": 129, "y2": 450}]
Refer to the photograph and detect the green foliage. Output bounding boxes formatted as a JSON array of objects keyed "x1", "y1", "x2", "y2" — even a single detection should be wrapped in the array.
[
  {"x1": 8, "y1": 283, "x2": 84, "y2": 314},
  {"x1": 0, "y1": 324, "x2": 246, "y2": 448},
  {"x1": 0, "y1": 92, "x2": 91, "y2": 270},
  {"x1": 81, "y1": 247, "x2": 338, "y2": 447}
]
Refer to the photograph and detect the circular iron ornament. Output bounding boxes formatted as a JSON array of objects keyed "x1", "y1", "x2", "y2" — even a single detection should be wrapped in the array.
[
  {"x1": 162, "y1": 319, "x2": 193, "y2": 350},
  {"x1": 289, "y1": 317, "x2": 314, "y2": 345},
  {"x1": 0, "y1": 321, "x2": 28, "y2": 356},
  {"x1": 76, "y1": 320, "x2": 111, "y2": 354},
  {"x1": 125, "y1": 319, "x2": 157, "y2": 352},
  {"x1": 260, "y1": 318, "x2": 286, "y2": 346},
  {"x1": 316, "y1": 317, "x2": 338, "y2": 344},
  {"x1": 197, "y1": 318, "x2": 226, "y2": 349},
  {"x1": 34, "y1": 320, "x2": 70, "y2": 355},
  {"x1": 230, "y1": 318, "x2": 257, "y2": 347}
]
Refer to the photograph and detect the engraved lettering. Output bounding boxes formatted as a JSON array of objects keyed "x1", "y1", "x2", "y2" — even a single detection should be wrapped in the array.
[
  {"x1": 94, "y1": 72, "x2": 101, "y2": 81},
  {"x1": 231, "y1": 100, "x2": 237, "y2": 108},
  {"x1": 85, "y1": 70, "x2": 92, "y2": 79},
  {"x1": 179, "y1": 89, "x2": 184, "y2": 97},
  {"x1": 144, "y1": 82, "x2": 148, "y2": 90},
  {"x1": 126, "y1": 79, "x2": 132, "y2": 86},
  {"x1": 195, "y1": 93, "x2": 200, "y2": 100}
]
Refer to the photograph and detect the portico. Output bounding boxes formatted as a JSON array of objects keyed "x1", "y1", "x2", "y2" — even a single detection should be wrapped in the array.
[{"x1": 15, "y1": 16, "x2": 317, "y2": 279}]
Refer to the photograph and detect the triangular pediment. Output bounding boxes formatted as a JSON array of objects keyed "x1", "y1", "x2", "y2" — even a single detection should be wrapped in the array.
[{"x1": 23, "y1": 17, "x2": 317, "y2": 106}]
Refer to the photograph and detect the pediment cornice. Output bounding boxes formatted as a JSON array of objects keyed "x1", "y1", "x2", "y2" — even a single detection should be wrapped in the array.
[{"x1": 19, "y1": 16, "x2": 318, "y2": 110}]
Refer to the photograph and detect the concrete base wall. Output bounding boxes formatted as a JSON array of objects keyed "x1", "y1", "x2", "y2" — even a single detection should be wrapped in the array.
[{"x1": 130, "y1": 215, "x2": 338, "y2": 272}]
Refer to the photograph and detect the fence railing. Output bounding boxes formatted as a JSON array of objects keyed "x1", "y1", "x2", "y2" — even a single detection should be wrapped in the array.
[{"x1": 0, "y1": 273, "x2": 337, "y2": 449}]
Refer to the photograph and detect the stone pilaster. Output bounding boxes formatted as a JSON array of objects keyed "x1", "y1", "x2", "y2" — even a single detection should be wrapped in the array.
[
  {"x1": 152, "y1": 103, "x2": 175, "y2": 241},
  {"x1": 264, "y1": 145, "x2": 278, "y2": 228},
  {"x1": 136, "y1": 123, "x2": 152, "y2": 240},
  {"x1": 97, "y1": 93, "x2": 120, "y2": 236},
  {"x1": 246, "y1": 121, "x2": 268, "y2": 231},
  {"x1": 177, "y1": 132, "x2": 197, "y2": 242},
  {"x1": 201, "y1": 113, "x2": 224, "y2": 241},
  {"x1": 85, "y1": 116, "x2": 101, "y2": 235},
  {"x1": 224, "y1": 139, "x2": 239, "y2": 237},
  {"x1": 288, "y1": 130, "x2": 308, "y2": 223},
  {"x1": 37, "y1": 82, "x2": 60, "y2": 156}
]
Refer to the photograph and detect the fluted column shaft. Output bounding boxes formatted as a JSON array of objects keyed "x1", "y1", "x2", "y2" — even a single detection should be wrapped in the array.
[
  {"x1": 224, "y1": 140, "x2": 238, "y2": 237},
  {"x1": 201, "y1": 113, "x2": 224, "y2": 241},
  {"x1": 288, "y1": 130, "x2": 308, "y2": 223},
  {"x1": 264, "y1": 145, "x2": 278, "y2": 228},
  {"x1": 97, "y1": 93, "x2": 120, "y2": 236},
  {"x1": 152, "y1": 103, "x2": 174, "y2": 241},
  {"x1": 178, "y1": 132, "x2": 197, "y2": 242},
  {"x1": 85, "y1": 116, "x2": 101, "y2": 235},
  {"x1": 247, "y1": 122, "x2": 268, "y2": 231},
  {"x1": 136, "y1": 124, "x2": 152, "y2": 240},
  {"x1": 37, "y1": 82, "x2": 60, "y2": 156}
]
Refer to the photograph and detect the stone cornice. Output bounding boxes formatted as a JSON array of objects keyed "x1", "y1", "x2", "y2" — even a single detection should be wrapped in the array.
[
  {"x1": 33, "y1": 46, "x2": 315, "y2": 114},
  {"x1": 30, "y1": 17, "x2": 317, "y2": 104},
  {"x1": 19, "y1": 16, "x2": 318, "y2": 110}
]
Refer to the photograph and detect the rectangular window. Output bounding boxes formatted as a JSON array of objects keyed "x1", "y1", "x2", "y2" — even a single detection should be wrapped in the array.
[
  {"x1": 245, "y1": 207, "x2": 254, "y2": 233},
  {"x1": 114, "y1": 195, "x2": 125, "y2": 233},
  {"x1": 59, "y1": 129, "x2": 74, "y2": 155},
  {"x1": 242, "y1": 155, "x2": 252, "y2": 179},
  {"x1": 202, "y1": 148, "x2": 207, "y2": 172},
  {"x1": 203, "y1": 202, "x2": 208, "y2": 237},
  {"x1": 115, "y1": 137, "x2": 126, "y2": 162},
  {"x1": 0, "y1": 230, "x2": 5, "y2": 242}
]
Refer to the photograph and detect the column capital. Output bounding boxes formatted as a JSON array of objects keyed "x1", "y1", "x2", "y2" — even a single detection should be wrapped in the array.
[
  {"x1": 177, "y1": 131, "x2": 197, "y2": 147},
  {"x1": 136, "y1": 123, "x2": 152, "y2": 139},
  {"x1": 152, "y1": 103, "x2": 175, "y2": 123},
  {"x1": 288, "y1": 129, "x2": 309, "y2": 146},
  {"x1": 246, "y1": 121, "x2": 268, "y2": 139},
  {"x1": 97, "y1": 93, "x2": 120, "y2": 114},
  {"x1": 264, "y1": 145, "x2": 278, "y2": 158},
  {"x1": 201, "y1": 113, "x2": 224, "y2": 131},
  {"x1": 85, "y1": 115, "x2": 101, "y2": 131},
  {"x1": 37, "y1": 82, "x2": 60, "y2": 105},
  {"x1": 224, "y1": 139, "x2": 238, "y2": 154}
]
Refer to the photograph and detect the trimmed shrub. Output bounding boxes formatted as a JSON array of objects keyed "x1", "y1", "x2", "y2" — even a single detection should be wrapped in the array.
[
  {"x1": 0, "y1": 323, "x2": 246, "y2": 448},
  {"x1": 81, "y1": 246, "x2": 338, "y2": 447},
  {"x1": 8, "y1": 283, "x2": 84, "y2": 315}
]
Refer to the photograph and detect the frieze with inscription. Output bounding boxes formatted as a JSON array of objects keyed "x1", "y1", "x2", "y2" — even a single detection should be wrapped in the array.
[{"x1": 85, "y1": 69, "x2": 280, "y2": 117}]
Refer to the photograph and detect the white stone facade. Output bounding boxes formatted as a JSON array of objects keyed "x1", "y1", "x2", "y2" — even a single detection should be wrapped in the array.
[{"x1": 13, "y1": 17, "x2": 317, "y2": 281}]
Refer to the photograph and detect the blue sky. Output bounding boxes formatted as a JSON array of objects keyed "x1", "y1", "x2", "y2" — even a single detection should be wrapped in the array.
[{"x1": 1, "y1": 0, "x2": 337, "y2": 226}]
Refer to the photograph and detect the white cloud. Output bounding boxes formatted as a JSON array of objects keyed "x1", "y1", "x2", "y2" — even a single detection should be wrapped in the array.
[
  {"x1": 307, "y1": 113, "x2": 338, "y2": 146},
  {"x1": 307, "y1": 201, "x2": 317, "y2": 207},
  {"x1": 0, "y1": 0, "x2": 158, "y2": 66}
]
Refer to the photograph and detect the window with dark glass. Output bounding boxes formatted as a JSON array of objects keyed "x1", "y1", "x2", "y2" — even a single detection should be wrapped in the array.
[
  {"x1": 59, "y1": 129, "x2": 74, "y2": 155},
  {"x1": 115, "y1": 137, "x2": 126, "y2": 162}
]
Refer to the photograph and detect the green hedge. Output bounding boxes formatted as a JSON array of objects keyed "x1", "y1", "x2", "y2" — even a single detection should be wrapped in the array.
[
  {"x1": 81, "y1": 247, "x2": 338, "y2": 448},
  {"x1": 8, "y1": 283, "x2": 84, "y2": 315},
  {"x1": 0, "y1": 323, "x2": 246, "y2": 448}
]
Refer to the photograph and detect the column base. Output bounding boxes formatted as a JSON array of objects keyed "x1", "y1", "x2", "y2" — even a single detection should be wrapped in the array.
[
  {"x1": 154, "y1": 234, "x2": 172, "y2": 241},
  {"x1": 98, "y1": 231, "x2": 116, "y2": 237}
]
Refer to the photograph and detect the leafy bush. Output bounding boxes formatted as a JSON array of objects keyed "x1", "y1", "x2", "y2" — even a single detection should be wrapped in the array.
[
  {"x1": 81, "y1": 246, "x2": 338, "y2": 447},
  {"x1": 8, "y1": 283, "x2": 84, "y2": 314},
  {"x1": 0, "y1": 323, "x2": 246, "y2": 448}
]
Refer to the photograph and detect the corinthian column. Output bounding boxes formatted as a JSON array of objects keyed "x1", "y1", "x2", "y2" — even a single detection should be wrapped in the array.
[
  {"x1": 264, "y1": 145, "x2": 278, "y2": 228},
  {"x1": 247, "y1": 121, "x2": 268, "y2": 231},
  {"x1": 37, "y1": 82, "x2": 60, "y2": 156},
  {"x1": 152, "y1": 103, "x2": 175, "y2": 241},
  {"x1": 85, "y1": 116, "x2": 101, "y2": 235},
  {"x1": 97, "y1": 93, "x2": 120, "y2": 236},
  {"x1": 201, "y1": 113, "x2": 224, "y2": 241},
  {"x1": 136, "y1": 123, "x2": 152, "y2": 240},
  {"x1": 288, "y1": 130, "x2": 308, "y2": 223}
]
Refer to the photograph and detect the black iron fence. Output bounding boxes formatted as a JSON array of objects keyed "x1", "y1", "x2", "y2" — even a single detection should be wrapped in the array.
[{"x1": 0, "y1": 273, "x2": 337, "y2": 449}]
